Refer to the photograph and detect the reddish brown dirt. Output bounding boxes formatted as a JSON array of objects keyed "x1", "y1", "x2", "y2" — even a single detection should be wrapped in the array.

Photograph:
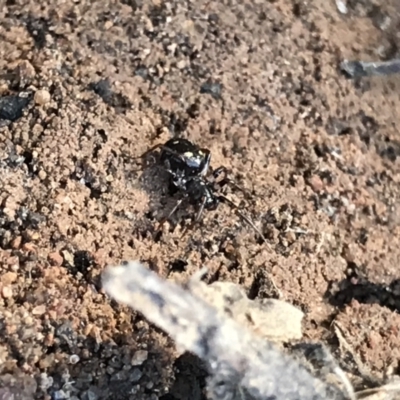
[{"x1": 1, "y1": 0, "x2": 400, "y2": 399}]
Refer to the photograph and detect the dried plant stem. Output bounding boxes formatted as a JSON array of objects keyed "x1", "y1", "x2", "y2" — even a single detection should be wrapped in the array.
[{"x1": 102, "y1": 261, "x2": 347, "y2": 400}]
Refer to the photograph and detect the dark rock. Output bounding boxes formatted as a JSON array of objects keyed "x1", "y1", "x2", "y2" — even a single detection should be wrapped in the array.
[
  {"x1": 200, "y1": 81, "x2": 222, "y2": 99},
  {"x1": 169, "y1": 259, "x2": 188, "y2": 273},
  {"x1": 89, "y1": 79, "x2": 113, "y2": 102},
  {"x1": 89, "y1": 79, "x2": 131, "y2": 111},
  {"x1": 74, "y1": 250, "x2": 94, "y2": 274},
  {"x1": 135, "y1": 66, "x2": 149, "y2": 80},
  {"x1": 0, "y1": 95, "x2": 31, "y2": 122},
  {"x1": 25, "y1": 16, "x2": 51, "y2": 49}
]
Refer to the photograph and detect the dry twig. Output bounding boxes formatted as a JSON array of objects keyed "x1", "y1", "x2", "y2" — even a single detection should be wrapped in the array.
[{"x1": 102, "y1": 261, "x2": 348, "y2": 400}]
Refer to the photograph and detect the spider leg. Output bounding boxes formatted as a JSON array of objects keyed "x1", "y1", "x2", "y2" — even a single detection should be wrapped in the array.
[
  {"x1": 139, "y1": 143, "x2": 164, "y2": 159},
  {"x1": 217, "y1": 194, "x2": 267, "y2": 244},
  {"x1": 212, "y1": 166, "x2": 253, "y2": 198},
  {"x1": 156, "y1": 198, "x2": 185, "y2": 232},
  {"x1": 180, "y1": 195, "x2": 208, "y2": 238},
  {"x1": 132, "y1": 143, "x2": 164, "y2": 171},
  {"x1": 212, "y1": 166, "x2": 228, "y2": 181},
  {"x1": 195, "y1": 196, "x2": 208, "y2": 222},
  {"x1": 199, "y1": 149, "x2": 211, "y2": 176}
]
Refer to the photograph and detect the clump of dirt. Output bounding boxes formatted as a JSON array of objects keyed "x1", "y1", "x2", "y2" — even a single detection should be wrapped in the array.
[{"x1": 1, "y1": 0, "x2": 400, "y2": 399}]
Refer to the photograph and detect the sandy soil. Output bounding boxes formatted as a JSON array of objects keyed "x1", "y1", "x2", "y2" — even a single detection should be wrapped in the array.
[{"x1": 1, "y1": 0, "x2": 400, "y2": 399}]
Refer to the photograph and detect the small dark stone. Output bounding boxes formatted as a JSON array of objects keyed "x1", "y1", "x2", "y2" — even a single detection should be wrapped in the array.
[
  {"x1": 208, "y1": 13, "x2": 219, "y2": 23},
  {"x1": 166, "y1": 112, "x2": 188, "y2": 135},
  {"x1": 129, "y1": 368, "x2": 143, "y2": 382},
  {"x1": 0, "y1": 95, "x2": 31, "y2": 122},
  {"x1": 135, "y1": 66, "x2": 149, "y2": 79},
  {"x1": 16, "y1": 207, "x2": 46, "y2": 229},
  {"x1": 74, "y1": 250, "x2": 94, "y2": 274},
  {"x1": 380, "y1": 144, "x2": 399, "y2": 162},
  {"x1": 97, "y1": 129, "x2": 108, "y2": 143},
  {"x1": 200, "y1": 81, "x2": 222, "y2": 99},
  {"x1": 89, "y1": 79, "x2": 112, "y2": 102},
  {"x1": 357, "y1": 228, "x2": 369, "y2": 245},
  {"x1": 26, "y1": 16, "x2": 51, "y2": 49},
  {"x1": 89, "y1": 79, "x2": 131, "y2": 111},
  {"x1": 55, "y1": 321, "x2": 78, "y2": 350},
  {"x1": 186, "y1": 101, "x2": 200, "y2": 119},
  {"x1": 169, "y1": 259, "x2": 188, "y2": 273},
  {"x1": 7, "y1": 146, "x2": 26, "y2": 168}
]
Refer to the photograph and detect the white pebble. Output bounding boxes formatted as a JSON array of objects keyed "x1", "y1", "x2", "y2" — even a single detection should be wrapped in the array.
[
  {"x1": 1, "y1": 286, "x2": 13, "y2": 299},
  {"x1": 131, "y1": 350, "x2": 148, "y2": 366},
  {"x1": 34, "y1": 89, "x2": 51, "y2": 105},
  {"x1": 335, "y1": 0, "x2": 348, "y2": 14},
  {"x1": 69, "y1": 354, "x2": 80, "y2": 364}
]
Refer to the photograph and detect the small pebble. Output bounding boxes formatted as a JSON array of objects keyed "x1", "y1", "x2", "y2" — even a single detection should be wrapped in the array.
[
  {"x1": 106, "y1": 366, "x2": 115, "y2": 375},
  {"x1": 11, "y1": 236, "x2": 22, "y2": 249},
  {"x1": 142, "y1": 48, "x2": 151, "y2": 57},
  {"x1": 129, "y1": 368, "x2": 143, "y2": 382},
  {"x1": 38, "y1": 169, "x2": 47, "y2": 180},
  {"x1": 167, "y1": 43, "x2": 177, "y2": 54},
  {"x1": 69, "y1": 354, "x2": 80, "y2": 364},
  {"x1": 0, "y1": 95, "x2": 30, "y2": 121},
  {"x1": 308, "y1": 175, "x2": 324, "y2": 192},
  {"x1": 32, "y1": 304, "x2": 47, "y2": 315},
  {"x1": 146, "y1": 381, "x2": 154, "y2": 389},
  {"x1": 34, "y1": 89, "x2": 51, "y2": 106},
  {"x1": 22, "y1": 242, "x2": 37, "y2": 253},
  {"x1": 335, "y1": 0, "x2": 348, "y2": 14},
  {"x1": 104, "y1": 20, "x2": 113, "y2": 30},
  {"x1": 62, "y1": 250, "x2": 74, "y2": 266},
  {"x1": 131, "y1": 350, "x2": 148, "y2": 366},
  {"x1": 39, "y1": 373, "x2": 54, "y2": 391},
  {"x1": 2, "y1": 271, "x2": 17, "y2": 284},
  {"x1": 2, "y1": 285, "x2": 13, "y2": 298},
  {"x1": 24, "y1": 230, "x2": 40, "y2": 241},
  {"x1": 176, "y1": 60, "x2": 186, "y2": 69},
  {"x1": 200, "y1": 81, "x2": 222, "y2": 99},
  {"x1": 48, "y1": 251, "x2": 63, "y2": 266}
]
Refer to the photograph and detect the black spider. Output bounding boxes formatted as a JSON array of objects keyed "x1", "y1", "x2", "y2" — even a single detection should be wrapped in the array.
[{"x1": 138, "y1": 138, "x2": 266, "y2": 241}]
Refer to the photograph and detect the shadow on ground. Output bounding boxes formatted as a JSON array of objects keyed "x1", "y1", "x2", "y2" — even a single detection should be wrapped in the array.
[{"x1": 326, "y1": 267, "x2": 400, "y2": 313}]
